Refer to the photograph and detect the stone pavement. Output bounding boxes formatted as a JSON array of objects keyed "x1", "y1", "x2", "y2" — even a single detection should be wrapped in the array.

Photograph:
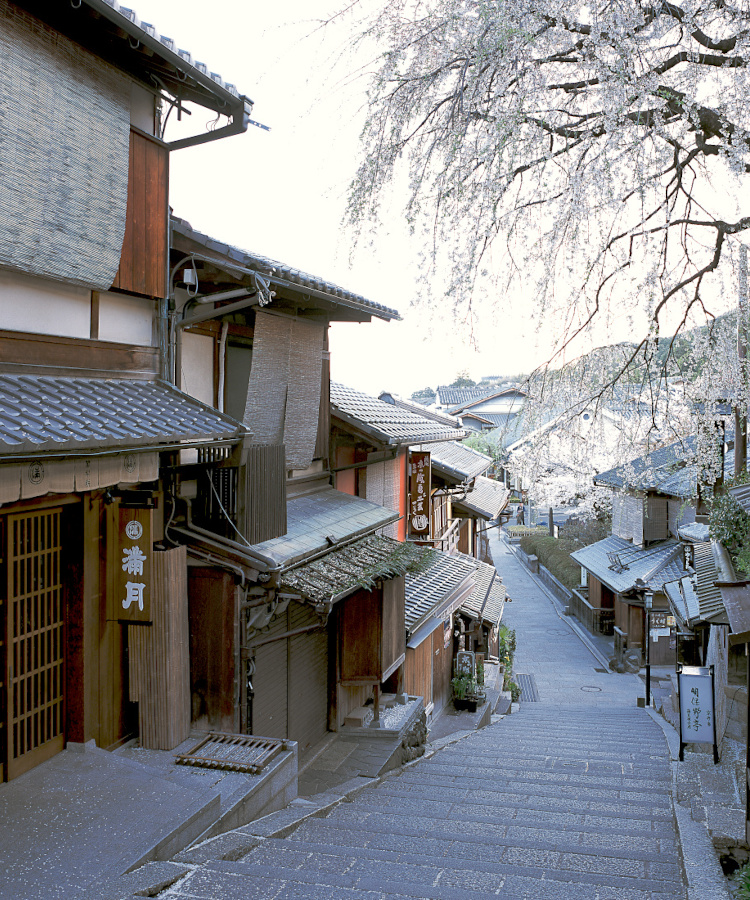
[{"x1": 140, "y1": 528, "x2": 725, "y2": 900}]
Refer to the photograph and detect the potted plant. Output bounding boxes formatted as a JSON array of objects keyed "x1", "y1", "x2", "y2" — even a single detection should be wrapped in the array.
[{"x1": 451, "y1": 674, "x2": 484, "y2": 712}]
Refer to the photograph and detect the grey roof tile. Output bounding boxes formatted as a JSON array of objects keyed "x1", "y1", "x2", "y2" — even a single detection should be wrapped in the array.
[
  {"x1": 427, "y1": 441, "x2": 491, "y2": 482},
  {"x1": 451, "y1": 476, "x2": 510, "y2": 520},
  {"x1": 250, "y1": 488, "x2": 399, "y2": 569},
  {"x1": 331, "y1": 383, "x2": 466, "y2": 445},
  {"x1": 571, "y1": 536, "x2": 687, "y2": 594},
  {"x1": 378, "y1": 393, "x2": 461, "y2": 428},
  {"x1": 404, "y1": 551, "x2": 478, "y2": 632},
  {"x1": 0, "y1": 375, "x2": 246, "y2": 455},
  {"x1": 172, "y1": 218, "x2": 399, "y2": 323},
  {"x1": 455, "y1": 554, "x2": 507, "y2": 625}
]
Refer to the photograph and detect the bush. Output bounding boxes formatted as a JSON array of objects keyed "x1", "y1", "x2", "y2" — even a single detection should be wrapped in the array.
[
  {"x1": 519, "y1": 533, "x2": 583, "y2": 590},
  {"x1": 709, "y1": 472, "x2": 750, "y2": 576}
]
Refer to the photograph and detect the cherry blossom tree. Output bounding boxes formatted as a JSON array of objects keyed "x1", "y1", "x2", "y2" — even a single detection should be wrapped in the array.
[{"x1": 346, "y1": 0, "x2": 750, "y2": 372}]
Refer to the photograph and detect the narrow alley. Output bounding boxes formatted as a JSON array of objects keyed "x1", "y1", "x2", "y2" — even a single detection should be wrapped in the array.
[{"x1": 144, "y1": 530, "x2": 709, "y2": 900}]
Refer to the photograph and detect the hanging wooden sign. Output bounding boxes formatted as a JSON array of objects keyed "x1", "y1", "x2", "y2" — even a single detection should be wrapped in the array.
[
  {"x1": 114, "y1": 506, "x2": 153, "y2": 624},
  {"x1": 408, "y1": 450, "x2": 431, "y2": 538}
]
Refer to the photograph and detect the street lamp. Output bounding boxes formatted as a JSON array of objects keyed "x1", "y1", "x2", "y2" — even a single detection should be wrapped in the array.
[{"x1": 644, "y1": 588, "x2": 653, "y2": 707}]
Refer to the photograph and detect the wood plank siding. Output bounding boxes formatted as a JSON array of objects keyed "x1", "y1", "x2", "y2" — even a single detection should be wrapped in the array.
[
  {"x1": 381, "y1": 577, "x2": 406, "y2": 680},
  {"x1": 111, "y1": 129, "x2": 169, "y2": 299},
  {"x1": 244, "y1": 444, "x2": 287, "y2": 544},
  {"x1": 0, "y1": 330, "x2": 159, "y2": 379}
]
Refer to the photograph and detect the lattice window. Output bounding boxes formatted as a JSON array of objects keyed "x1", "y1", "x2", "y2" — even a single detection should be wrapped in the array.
[{"x1": 6, "y1": 509, "x2": 64, "y2": 778}]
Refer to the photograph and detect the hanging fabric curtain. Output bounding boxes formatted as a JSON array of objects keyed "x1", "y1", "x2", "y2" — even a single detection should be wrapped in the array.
[{"x1": 243, "y1": 310, "x2": 324, "y2": 470}]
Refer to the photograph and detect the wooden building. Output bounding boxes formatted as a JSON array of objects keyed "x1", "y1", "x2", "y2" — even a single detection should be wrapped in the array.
[{"x1": 0, "y1": 0, "x2": 252, "y2": 779}]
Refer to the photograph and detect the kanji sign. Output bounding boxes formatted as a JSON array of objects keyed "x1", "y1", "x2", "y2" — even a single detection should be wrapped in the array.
[
  {"x1": 677, "y1": 664, "x2": 718, "y2": 763},
  {"x1": 114, "y1": 506, "x2": 152, "y2": 623},
  {"x1": 408, "y1": 451, "x2": 431, "y2": 538}
]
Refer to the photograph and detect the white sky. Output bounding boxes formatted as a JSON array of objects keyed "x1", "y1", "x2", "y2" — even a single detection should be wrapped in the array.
[
  {"x1": 134, "y1": 0, "x2": 548, "y2": 396},
  {"x1": 138, "y1": 1, "x2": 741, "y2": 397}
]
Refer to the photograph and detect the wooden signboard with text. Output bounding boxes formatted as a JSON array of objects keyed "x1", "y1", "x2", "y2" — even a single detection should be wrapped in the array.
[
  {"x1": 114, "y1": 506, "x2": 153, "y2": 624},
  {"x1": 408, "y1": 451, "x2": 431, "y2": 538}
]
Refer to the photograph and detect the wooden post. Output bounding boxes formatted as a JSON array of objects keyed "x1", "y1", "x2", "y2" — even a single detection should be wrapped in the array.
[{"x1": 736, "y1": 245, "x2": 748, "y2": 478}]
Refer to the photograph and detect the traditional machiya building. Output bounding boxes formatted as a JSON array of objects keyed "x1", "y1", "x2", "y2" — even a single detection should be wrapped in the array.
[
  {"x1": 165, "y1": 221, "x2": 430, "y2": 759},
  {"x1": 330, "y1": 384, "x2": 510, "y2": 720},
  {"x1": 0, "y1": 0, "x2": 253, "y2": 778}
]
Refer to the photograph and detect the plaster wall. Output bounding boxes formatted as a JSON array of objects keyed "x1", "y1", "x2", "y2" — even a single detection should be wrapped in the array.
[
  {"x1": 181, "y1": 332, "x2": 215, "y2": 407},
  {"x1": 130, "y1": 82, "x2": 156, "y2": 134},
  {"x1": 0, "y1": 269, "x2": 90, "y2": 338},
  {"x1": 98, "y1": 291, "x2": 155, "y2": 346}
]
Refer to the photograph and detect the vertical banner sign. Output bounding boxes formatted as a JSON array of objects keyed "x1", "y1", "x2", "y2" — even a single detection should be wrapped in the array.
[
  {"x1": 115, "y1": 507, "x2": 152, "y2": 624},
  {"x1": 677, "y1": 664, "x2": 718, "y2": 763},
  {"x1": 408, "y1": 450, "x2": 431, "y2": 538}
]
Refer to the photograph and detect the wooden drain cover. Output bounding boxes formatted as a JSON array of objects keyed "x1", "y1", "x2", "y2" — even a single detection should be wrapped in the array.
[{"x1": 175, "y1": 732, "x2": 284, "y2": 774}]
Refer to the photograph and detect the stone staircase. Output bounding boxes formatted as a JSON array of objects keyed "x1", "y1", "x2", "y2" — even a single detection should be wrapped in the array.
[{"x1": 158, "y1": 705, "x2": 687, "y2": 900}]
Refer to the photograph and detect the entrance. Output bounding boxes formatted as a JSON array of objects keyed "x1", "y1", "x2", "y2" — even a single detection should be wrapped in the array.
[{"x1": 2, "y1": 508, "x2": 65, "y2": 780}]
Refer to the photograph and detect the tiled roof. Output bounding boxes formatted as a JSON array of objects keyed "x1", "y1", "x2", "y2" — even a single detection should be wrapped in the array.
[
  {"x1": 172, "y1": 218, "x2": 399, "y2": 323},
  {"x1": 98, "y1": 0, "x2": 245, "y2": 103},
  {"x1": 728, "y1": 482, "x2": 750, "y2": 514},
  {"x1": 331, "y1": 383, "x2": 466, "y2": 445},
  {"x1": 679, "y1": 522, "x2": 710, "y2": 543},
  {"x1": 692, "y1": 542, "x2": 728, "y2": 623},
  {"x1": 250, "y1": 488, "x2": 398, "y2": 570},
  {"x1": 0, "y1": 375, "x2": 246, "y2": 455},
  {"x1": 451, "y1": 476, "x2": 510, "y2": 520},
  {"x1": 457, "y1": 555, "x2": 506, "y2": 626},
  {"x1": 378, "y1": 393, "x2": 461, "y2": 428},
  {"x1": 280, "y1": 535, "x2": 429, "y2": 605},
  {"x1": 594, "y1": 437, "x2": 696, "y2": 494},
  {"x1": 428, "y1": 442, "x2": 492, "y2": 482},
  {"x1": 436, "y1": 387, "x2": 490, "y2": 407},
  {"x1": 664, "y1": 577, "x2": 700, "y2": 626},
  {"x1": 405, "y1": 551, "x2": 478, "y2": 634},
  {"x1": 475, "y1": 412, "x2": 520, "y2": 429},
  {"x1": 571, "y1": 536, "x2": 687, "y2": 594}
]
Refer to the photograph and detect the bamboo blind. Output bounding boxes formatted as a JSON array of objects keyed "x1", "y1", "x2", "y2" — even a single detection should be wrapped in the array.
[{"x1": 129, "y1": 545, "x2": 190, "y2": 750}]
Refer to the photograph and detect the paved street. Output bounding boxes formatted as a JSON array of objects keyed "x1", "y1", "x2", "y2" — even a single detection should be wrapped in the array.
[{"x1": 156, "y1": 531, "x2": 688, "y2": 900}]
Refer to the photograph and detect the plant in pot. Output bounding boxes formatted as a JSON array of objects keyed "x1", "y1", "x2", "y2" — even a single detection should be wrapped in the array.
[{"x1": 451, "y1": 673, "x2": 481, "y2": 711}]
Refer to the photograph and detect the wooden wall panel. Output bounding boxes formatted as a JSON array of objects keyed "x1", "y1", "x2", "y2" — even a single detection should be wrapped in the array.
[
  {"x1": 111, "y1": 130, "x2": 169, "y2": 299},
  {"x1": 0, "y1": 330, "x2": 159, "y2": 379},
  {"x1": 588, "y1": 577, "x2": 602, "y2": 609},
  {"x1": 129, "y1": 546, "x2": 190, "y2": 750},
  {"x1": 340, "y1": 589, "x2": 381, "y2": 682},
  {"x1": 314, "y1": 349, "x2": 330, "y2": 462},
  {"x1": 432, "y1": 627, "x2": 453, "y2": 715},
  {"x1": 404, "y1": 641, "x2": 432, "y2": 707},
  {"x1": 244, "y1": 444, "x2": 287, "y2": 544},
  {"x1": 381, "y1": 576, "x2": 405, "y2": 679}
]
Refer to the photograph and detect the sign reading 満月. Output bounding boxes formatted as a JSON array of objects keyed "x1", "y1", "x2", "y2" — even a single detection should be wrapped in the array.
[
  {"x1": 114, "y1": 506, "x2": 152, "y2": 624},
  {"x1": 408, "y1": 451, "x2": 431, "y2": 538}
]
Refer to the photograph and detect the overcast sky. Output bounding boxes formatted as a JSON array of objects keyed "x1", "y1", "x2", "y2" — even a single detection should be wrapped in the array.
[{"x1": 137, "y1": 1, "x2": 741, "y2": 398}]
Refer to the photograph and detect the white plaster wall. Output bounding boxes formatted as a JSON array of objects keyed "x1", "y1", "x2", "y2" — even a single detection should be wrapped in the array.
[
  {"x1": 181, "y1": 332, "x2": 215, "y2": 407},
  {"x1": 130, "y1": 82, "x2": 156, "y2": 134},
  {"x1": 98, "y1": 291, "x2": 155, "y2": 346},
  {"x1": 0, "y1": 269, "x2": 90, "y2": 337}
]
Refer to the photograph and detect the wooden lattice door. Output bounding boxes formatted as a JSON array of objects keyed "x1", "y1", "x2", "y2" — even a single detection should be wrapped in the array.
[{"x1": 4, "y1": 509, "x2": 65, "y2": 779}]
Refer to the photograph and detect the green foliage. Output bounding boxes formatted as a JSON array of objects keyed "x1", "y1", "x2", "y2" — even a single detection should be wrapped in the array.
[
  {"x1": 451, "y1": 673, "x2": 478, "y2": 699},
  {"x1": 450, "y1": 370, "x2": 476, "y2": 388},
  {"x1": 410, "y1": 386, "x2": 436, "y2": 405},
  {"x1": 732, "y1": 862, "x2": 750, "y2": 900},
  {"x1": 709, "y1": 473, "x2": 750, "y2": 576},
  {"x1": 519, "y1": 533, "x2": 583, "y2": 591},
  {"x1": 508, "y1": 681, "x2": 521, "y2": 703},
  {"x1": 506, "y1": 525, "x2": 548, "y2": 538},
  {"x1": 497, "y1": 625, "x2": 516, "y2": 671}
]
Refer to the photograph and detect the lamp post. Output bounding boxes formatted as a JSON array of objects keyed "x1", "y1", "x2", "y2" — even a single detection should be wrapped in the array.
[{"x1": 644, "y1": 589, "x2": 653, "y2": 707}]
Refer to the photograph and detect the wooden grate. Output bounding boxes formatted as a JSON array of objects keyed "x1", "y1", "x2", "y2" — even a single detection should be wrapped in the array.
[
  {"x1": 175, "y1": 732, "x2": 284, "y2": 774},
  {"x1": 6, "y1": 509, "x2": 64, "y2": 779}
]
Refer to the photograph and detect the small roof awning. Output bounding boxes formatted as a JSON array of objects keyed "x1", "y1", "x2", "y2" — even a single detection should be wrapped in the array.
[
  {"x1": 280, "y1": 534, "x2": 431, "y2": 605},
  {"x1": 571, "y1": 536, "x2": 687, "y2": 595},
  {"x1": 0, "y1": 374, "x2": 247, "y2": 458},
  {"x1": 426, "y1": 441, "x2": 491, "y2": 484},
  {"x1": 405, "y1": 551, "x2": 478, "y2": 647},
  {"x1": 717, "y1": 582, "x2": 750, "y2": 645},
  {"x1": 451, "y1": 476, "x2": 510, "y2": 520},
  {"x1": 458, "y1": 555, "x2": 506, "y2": 627},
  {"x1": 250, "y1": 488, "x2": 400, "y2": 570}
]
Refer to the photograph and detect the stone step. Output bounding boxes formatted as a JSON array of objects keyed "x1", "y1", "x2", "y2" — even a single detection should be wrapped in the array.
[
  {"x1": 324, "y1": 805, "x2": 676, "y2": 845},
  {"x1": 279, "y1": 823, "x2": 681, "y2": 869},
  {"x1": 199, "y1": 850, "x2": 685, "y2": 899},
  {"x1": 343, "y1": 786, "x2": 674, "y2": 824}
]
